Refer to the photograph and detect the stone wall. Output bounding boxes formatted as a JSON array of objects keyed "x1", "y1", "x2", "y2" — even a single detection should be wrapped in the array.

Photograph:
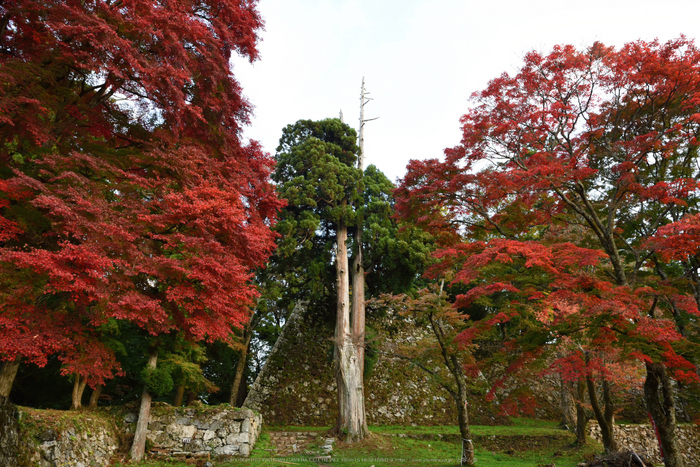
[
  {"x1": 138, "y1": 403, "x2": 262, "y2": 460},
  {"x1": 11, "y1": 404, "x2": 260, "y2": 466},
  {"x1": 587, "y1": 422, "x2": 700, "y2": 465},
  {"x1": 243, "y1": 305, "x2": 511, "y2": 426},
  {"x1": 18, "y1": 407, "x2": 120, "y2": 467}
]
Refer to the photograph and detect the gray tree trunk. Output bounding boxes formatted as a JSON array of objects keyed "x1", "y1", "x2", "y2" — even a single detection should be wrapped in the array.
[
  {"x1": 130, "y1": 349, "x2": 158, "y2": 462},
  {"x1": 645, "y1": 362, "x2": 684, "y2": 467},
  {"x1": 586, "y1": 375, "x2": 617, "y2": 452},
  {"x1": 70, "y1": 374, "x2": 87, "y2": 410},
  {"x1": 173, "y1": 384, "x2": 185, "y2": 407},
  {"x1": 230, "y1": 323, "x2": 253, "y2": 406},
  {"x1": 0, "y1": 360, "x2": 20, "y2": 405},
  {"x1": 89, "y1": 384, "x2": 102, "y2": 408},
  {"x1": 334, "y1": 217, "x2": 367, "y2": 442},
  {"x1": 350, "y1": 104, "x2": 368, "y2": 436}
]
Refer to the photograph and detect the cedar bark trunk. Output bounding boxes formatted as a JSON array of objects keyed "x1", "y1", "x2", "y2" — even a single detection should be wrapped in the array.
[
  {"x1": 0, "y1": 359, "x2": 20, "y2": 405},
  {"x1": 575, "y1": 380, "x2": 588, "y2": 446},
  {"x1": 130, "y1": 349, "x2": 158, "y2": 462},
  {"x1": 350, "y1": 222, "x2": 368, "y2": 436},
  {"x1": 334, "y1": 216, "x2": 367, "y2": 442},
  {"x1": 351, "y1": 223, "x2": 365, "y2": 375},
  {"x1": 70, "y1": 374, "x2": 88, "y2": 410},
  {"x1": 644, "y1": 362, "x2": 684, "y2": 467},
  {"x1": 89, "y1": 384, "x2": 103, "y2": 408},
  {"x1": 229, "y1": 322, "x2": 253, "y2": 406}
]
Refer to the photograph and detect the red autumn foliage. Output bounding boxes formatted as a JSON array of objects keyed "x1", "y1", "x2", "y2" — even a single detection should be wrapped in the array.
[
  {"x1": 397, "y1": 37, "x2": 700, "y2": 397},
  {"x1": 0, "y1": 0, "x2": 282, "y2": 384}
]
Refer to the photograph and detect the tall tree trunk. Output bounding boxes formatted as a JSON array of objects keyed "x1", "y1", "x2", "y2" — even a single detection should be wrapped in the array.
[
  {"x1": 334, "y1": 217, "x2": 367, "y2": 442},
  {"x1": 586, "y1": 375, "x2": 617, "y2": 452},
  {"x1": 0, "y1": 359, "x2": 20, "y2": 405},
  {"x1": 351, "y1": 222, "x2": 368, "y2": 435},
  {"x1": 89, "y1": 384, "x2": 103, "y2": 408},
  {"x1": 644, "y1": 362, "x2": 684, "y2": 467},
  {"x1": 235, "y1": 371, "x2": 248, "y2": 407},
  {"x1": 353, "y1": 83, "x2": 367, "y2": 375},
  {"x1": 230, "y1": 322, "x2": 253, "y2": 406},
  {"x1": 70, "y1": 374, "x2": 88, "y2": 410},
  {"x1": 130, "y1": 349, "x2": 158, "y2": 462},
  {"x1": 351, "y1": 223, "x2": 365, "y2": 373},
  {"x1": 173, "y1": 384, "x2": 185, "y2": 407},
  {"x1": 575, "y1": 380, "x2": 588, "y2": 446}
]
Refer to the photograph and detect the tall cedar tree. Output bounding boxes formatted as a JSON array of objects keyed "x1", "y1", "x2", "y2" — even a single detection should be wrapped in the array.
[
  {"x1": 0, "y1": 0, "x2": 281, "y2": 456},
  {"x1": 272, "y1": 118, "x2": 369, "y2": 441},
  {"x1": 397, "y1": 38, "x2": 700, "y2": 467}
]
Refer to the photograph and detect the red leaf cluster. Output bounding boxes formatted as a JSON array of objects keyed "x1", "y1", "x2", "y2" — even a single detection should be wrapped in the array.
[
  {"x1": 0, "y1": 0, "x2": 282, "y2": 383},
  {"x1": 397, "y1": 37, "x2": 700, "y2": 390}
]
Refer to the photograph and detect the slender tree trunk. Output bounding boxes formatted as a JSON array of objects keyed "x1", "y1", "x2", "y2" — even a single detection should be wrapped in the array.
[
  {"x1": 185, "y1": 391, "x2": 197, "y2": 406},
  {"x1": 428, "y1": 299, "x2": 474, "y2": 466},
  {"x1": 89, "y1": 384, "x2": 103, "y2": 408},
  {"x1": 456, "y1": 391, "x2": 474, "y2": 465},
  {"x1": 70, "y1": 374, "x2": 88, "y2": 410},
  {"x1": 235, "y1": 372, "x2": 248, "y2": 407},
  {"x1": 0, "y1": 359, "x2": 20, "y2": 405},
  {"x1": 230, "y1": 323, "x2": 253, "y2": 406},
  {"x1": 173, "y1": 384, "x2": 185, "y2": 407},
  {"x1": 351, "y1": 224, "x2": 368, "y2": 435},
  {"x1": 351, "y1": 227, "x2": 365, "y2": 372},
  {"x1": 130, "y1": 349, "x2": 158, "y2": 462},
  {"x1": 575, "y1": 380, "x2": 588, "y2": 446},
  {"x1": 644, "y1": 362, "x2": 684, "y2": 467},
  {"x1": 353, "y1": 82, "x2": 367, "y2": 375},
  {"x1": 452, "y1": 354, "x2": 473, "y2": 465},
  {"x1": 334, "y1": 216, "x2": 367, "y2": 442},
  {"x1": 586, "y1": 375, "x2": 617, "y2": 452}
]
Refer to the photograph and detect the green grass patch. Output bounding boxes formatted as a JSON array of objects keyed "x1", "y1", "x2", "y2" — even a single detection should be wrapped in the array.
[
  {"x1": 371, "y1": 418, "x2": 564, "y2": 437},
  {"x1": 126, "y1": 420, "x2": 601, "y2": 467},
  {"x1": 222, "y1": 432, "x2": 597, "y2": 466},
  {"x1": 224, "y1": 422, "x2": 597, "y2": 467}
]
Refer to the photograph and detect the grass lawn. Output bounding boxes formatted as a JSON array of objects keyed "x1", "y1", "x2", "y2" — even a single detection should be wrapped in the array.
[
  {"x1": 126, "y1": 420, "x2": 602, "y2": 467},
  {"x1": 225, "y1": 420, "x2": 599, "y2": 467}
]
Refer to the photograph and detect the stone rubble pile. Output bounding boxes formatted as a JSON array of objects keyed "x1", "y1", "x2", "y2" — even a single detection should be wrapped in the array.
[
  {"x1": 587, "y1": 422, "x2": 700, "y2": 466},
  {"x1": 268, "y1": 431, "x2": 334, "y2": 458}
]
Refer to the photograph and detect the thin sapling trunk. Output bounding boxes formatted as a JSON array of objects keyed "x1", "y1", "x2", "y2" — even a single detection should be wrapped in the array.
[{"x1": 130, "y1": 349, "x2": 158, "y2": 462}]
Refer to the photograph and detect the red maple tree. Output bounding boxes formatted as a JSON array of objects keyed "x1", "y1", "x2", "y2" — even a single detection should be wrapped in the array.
[
  {"x1": 397, "y1": 37, "x2": 700, "y2": 467},
  {"x1": 0, "y1": 0, "x2": 282, "y2": 450}
]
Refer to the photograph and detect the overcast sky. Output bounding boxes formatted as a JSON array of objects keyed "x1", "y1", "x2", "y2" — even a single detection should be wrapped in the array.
[{"x1": 232, "y1": 0, "x2": 700, "y2": 183}]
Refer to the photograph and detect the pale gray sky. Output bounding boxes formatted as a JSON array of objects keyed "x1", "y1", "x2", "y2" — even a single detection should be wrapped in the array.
[{"x1": 233, "y1": 0, "x2": 700, "y2": 183}]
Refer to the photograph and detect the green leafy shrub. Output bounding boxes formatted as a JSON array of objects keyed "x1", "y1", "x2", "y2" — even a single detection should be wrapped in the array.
[{"x1": 140, "y1": 367, "x2": 174, "y2": 397}]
